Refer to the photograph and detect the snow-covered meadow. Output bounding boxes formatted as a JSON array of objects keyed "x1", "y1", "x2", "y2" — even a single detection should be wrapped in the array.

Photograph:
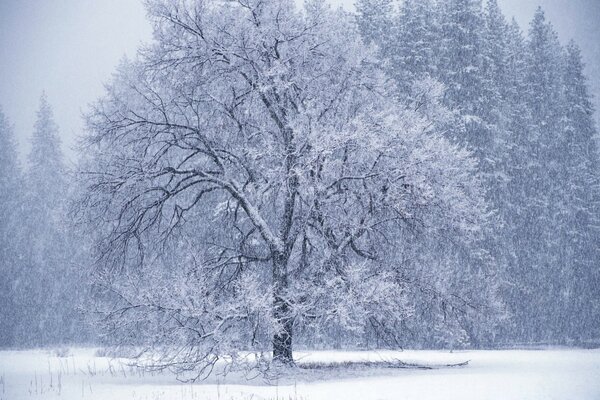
[{"x1": 1, "y1": 348, "x2": 599, "y2": 400}]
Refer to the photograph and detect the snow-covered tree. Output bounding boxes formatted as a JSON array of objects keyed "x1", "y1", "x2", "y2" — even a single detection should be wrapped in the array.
[
  {"x1": 14, "y1": 94, "x2": 86, "y2": 345},
  {"x1": 481, "y1": 0, "x2": 510, "y2": 125},
  {"x1": 355, "y1": 0, "x2": 395, "y2": 48},
  {"x1": 438, "y1": 0, "x2": 484, "y2": 115},
  {"x1": 0, "y1": 107, "x2": 24, "y2": 347},
  {"x1": 494, "y1": 18, "x2": 535, "y2": 343},
  {"x1": 76, "y1": 0, "x2": 489, "y2": 375},
  {"x1": 558, "y1": 41, "x2": 600, "y2": 342},
  {"x1": 391, "y1": 0, "x2": 439, "y2": 93},
  {"x1": 511, "y1": 9, "x2": 565, "y2": 342},
  {"x1": 499, "y1": 8, "x2": 600, "y2": 344}
]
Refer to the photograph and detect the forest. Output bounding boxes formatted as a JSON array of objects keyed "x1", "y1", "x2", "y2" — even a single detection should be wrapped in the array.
[{"x1": 0, "y1": 0, "x2": 599, "y2": 380}]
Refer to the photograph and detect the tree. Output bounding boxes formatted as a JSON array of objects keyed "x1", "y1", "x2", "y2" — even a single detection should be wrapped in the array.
[
  {"x1": 77, "y1": 0, "x2": 488, "y2": 375},
  {"x1": 559, "y1": 41, "x2": 600, "y2": 342},
  {"x1": 517, "y1": 8, "x2": 565, "y2": 342},
  {"x1": 392, "y1": 0, "x2": 439, "y2": 93},
  {"x1": 481, "y1": 0, "x2": 510, "y2": 126},
  {"x1": 495, "y1": 18, "x2": 536, "y2": 343},
  {"x1": 438, "y1": 0, "x2": 484, "y2": 114},
  {"x1": 0, "y1": 107, "x2": 23, "y2": 347},
  {"x1": 355, "y1": 0, "x2": 395, "y2": 48},
  {"x1": 15, "y1": 94, "x2": 86, "y2": 346}
]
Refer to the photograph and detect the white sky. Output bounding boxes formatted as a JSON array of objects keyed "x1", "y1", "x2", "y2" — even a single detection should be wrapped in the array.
[{"x1": 0, "y1": 0, "x2": 598, "y2": 163}]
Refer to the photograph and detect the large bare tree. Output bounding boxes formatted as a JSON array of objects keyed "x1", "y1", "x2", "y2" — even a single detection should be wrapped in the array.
[{"x1": 77, "y1": 0, "x2": 488, "y2": 377}]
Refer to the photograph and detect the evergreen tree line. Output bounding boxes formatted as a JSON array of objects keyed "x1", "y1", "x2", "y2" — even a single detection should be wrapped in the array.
[
  {"x1": 0, "y1": 95, "x2": 90, "y2": 347},
  {"x1": 357, "y1": 0, "x2": 600, "y2": 345}
]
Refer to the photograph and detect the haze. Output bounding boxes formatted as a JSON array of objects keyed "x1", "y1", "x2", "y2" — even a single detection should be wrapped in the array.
[{"x1": 1, "y1": 0, "x2": 598, "y2": 162}]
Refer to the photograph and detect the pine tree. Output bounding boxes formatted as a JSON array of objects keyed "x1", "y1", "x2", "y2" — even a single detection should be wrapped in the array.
[
  {"x1": 560, "y1": 41, "x2": 600, "y2": 342},
  {"x1": 355, "y1": 0, "x2": 395, "y2": 48},
  {"x1": 392, "y1": 0, "x2": 438, "y2": 90},
  {"x1": 480, "y1": 0, "x2": 511, "y2": 229},
  {"x1": 521, "y1": 8, "x2": 566, "y2": 342},
  {"x1": 498, "y1": 18, "x2": 536, "y2": 343},
  {"x1": 504, "y1": 18, "x2": 529, "y2": 111},
  {"x1": 436, "y1": 0, "x2": 497, "y2": 188},
  {"x1": 17, "y1": 94, "x2": 82, "y2": 345},
  {"x1": 482, "y1": 0, "x2": 510, "y2": 124},
  {"x1": 27, "y1": 93, "x2": 65, "y2": 216},
  {"x1": 438, "y1": 0, "x2": 484, "y2": 114},
  {"x1": 0, "y1": 107, "x2": 24, "y2": 347}
]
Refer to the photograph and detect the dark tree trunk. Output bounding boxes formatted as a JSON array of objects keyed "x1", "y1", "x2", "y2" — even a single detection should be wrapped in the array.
[
  {"x1": 272, "y1": 250, "x2": 294, "y2": 364},
  {"x1": 272, "y1": 301, "x2": 294, "y2": 363}
]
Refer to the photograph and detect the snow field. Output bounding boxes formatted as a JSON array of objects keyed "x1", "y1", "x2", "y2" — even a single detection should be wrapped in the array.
[{"x1": 0, "y1": 348, "x2": 599, "y2": 400}]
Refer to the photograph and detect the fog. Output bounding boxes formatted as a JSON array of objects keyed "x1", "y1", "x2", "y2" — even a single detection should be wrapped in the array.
[{"x1": 0, "y1": 0, "x2": 598, "y2": 161}]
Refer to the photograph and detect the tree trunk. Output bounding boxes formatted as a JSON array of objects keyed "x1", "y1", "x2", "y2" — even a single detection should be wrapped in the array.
[
  {"x1": 272, "y1": 250, "x2": 294, "y2": 364},
  {"x1": 272, "y1": 302, "x2": 293, "y2": 363}
]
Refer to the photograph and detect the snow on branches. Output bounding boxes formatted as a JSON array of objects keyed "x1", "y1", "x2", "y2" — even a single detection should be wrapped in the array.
[{"x1": 76, "y1": 0, "x2": 488, "y2": 376}]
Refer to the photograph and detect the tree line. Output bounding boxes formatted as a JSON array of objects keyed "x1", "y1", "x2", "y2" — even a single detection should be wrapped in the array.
[
  {"x1": 356, "y1": 0, "x2": 600, "y2": 345},
  {"x1": 0, "y1": 94, "x2": 90, "y2": 347}
]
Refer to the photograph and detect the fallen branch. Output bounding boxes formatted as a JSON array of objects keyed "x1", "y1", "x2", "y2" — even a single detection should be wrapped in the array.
[{"x1": 297, "y1": 359, "x2": 470, "y2": 371}]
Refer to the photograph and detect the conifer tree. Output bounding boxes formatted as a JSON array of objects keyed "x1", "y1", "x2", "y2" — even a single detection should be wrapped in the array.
[
  {"x1": 498, "y1": 18, "x2": 536, "y2": 343},
  {"x1": 438, "y1": 0, "x2": 484, "y2": 114},
  {"x1": 521, "y1": 8, "x2": 566, "y2": 341},
  {"x1": 355, "y1": 0, "x2": 394, "y2": 48},
  {"x1": 482, "y1": 0, "x2": 510, "y2": 124},
  {"x1": 17, "y1": 94, "x2": 83, "y2": 345},
  {"x1": 0, "y1": 107, "x2": 24, "y2": 347},
  {"x1": 393, "y1": 0, "x2": 438, "y2": 91},
  {"x1": 560, "y1": 41, "x2": 600, "y2": 342}
]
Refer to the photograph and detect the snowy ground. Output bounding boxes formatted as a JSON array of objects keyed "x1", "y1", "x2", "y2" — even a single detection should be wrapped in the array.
[{"x1": 0, "y1": 348, "x2": 599, "y2": 400}]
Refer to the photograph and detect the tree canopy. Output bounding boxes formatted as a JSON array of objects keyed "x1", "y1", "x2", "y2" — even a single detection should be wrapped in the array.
[{"x1": 77, "y1": 0, "x2": 489, "y2": 376}]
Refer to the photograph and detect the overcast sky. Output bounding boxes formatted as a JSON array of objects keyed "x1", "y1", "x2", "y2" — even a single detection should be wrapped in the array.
[{"x1": 1, "y1": 0, "x2": 599, "y2": 163}]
